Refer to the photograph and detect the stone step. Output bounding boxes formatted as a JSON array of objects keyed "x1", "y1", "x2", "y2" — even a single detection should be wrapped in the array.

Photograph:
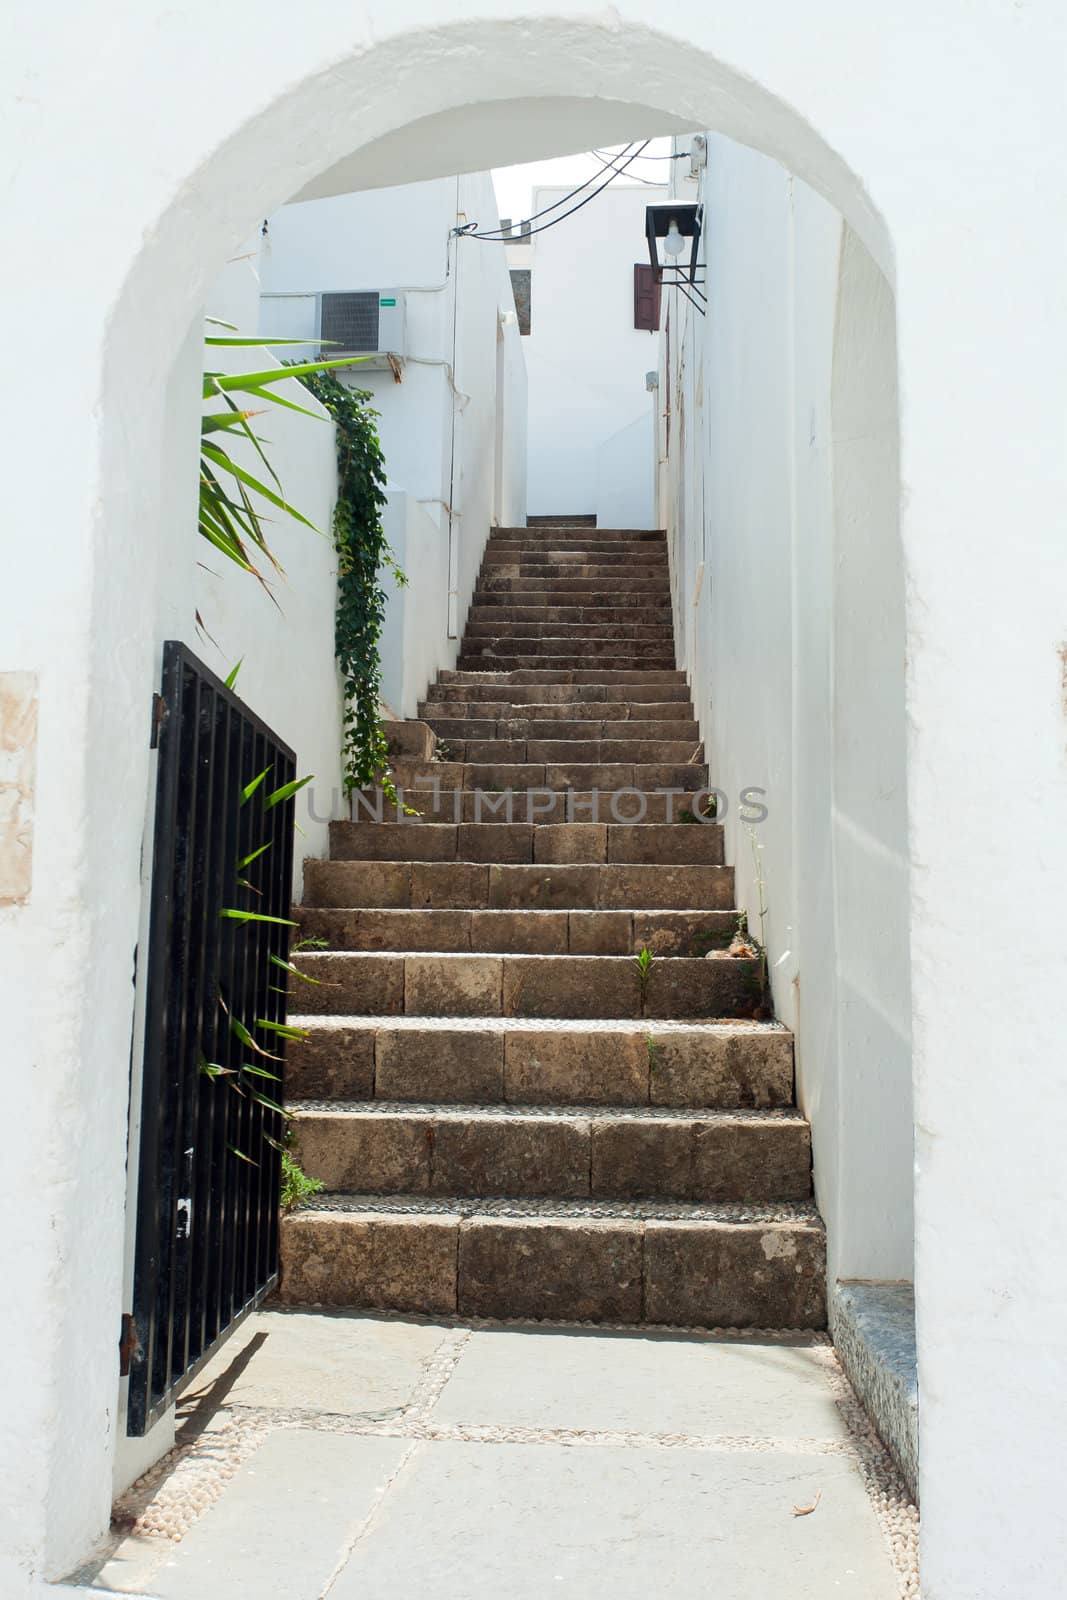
[
  {"x1": 302, "y1": 859, "x2": 734, "y2": 911},
  {"x1": 457, "y1": 656, "x2": 678, "y2": 672},
  {"x1": 522, "y1": 515, "x2": 600, "y2": 527},
  {"x1": 328, "y1": 821, "x2": 722, "y2": 865},
  {"x1": 463, "y1": 621, "x2": 675, "y2": 641},
  {"x1": 425, "y1": 681, "x2": 692, "y2": 704},
  {"x1": 436, "y1": 669, "x2": 687, "y2": 685},
  {"x1": 480, "y1": 565, "x2": 668, "y2": 583},
  {"x1": 459, "y1": 637, "x2": 675, "y2": 659},
  {"x1": 284, "y1": 1017, "x2": 794, "y2": 1108},
  {"x1": 418, "y1": 708, "x2": 699, "y2": 732},
  {"x1": 296, "y1": 907, "x2": 739, "y2": 956},
  {"x1": 278, "y1": 1197, "x2": 826, "y2": 1328},
  {"x1": 290, "y1": 1105, "x2": 812, "y2": 1204},
  {"x1": 495, "y1": 534, "x2": 662, "y2": 547},
  {"x1": 476, "y1": 577, "x2": 673, "y2": 595},
  {"x1": 422, "y1": 720, "x2": 701, "y2": 744},
  {"x1": 389, "y1": 761, "x2": 707, "y2": 792},
  {"x1": 408, "y1": 739, "x2": 703, "y2": 766},
  {"x1": 483, "y1": 548, "x2": 668, "y2": 566},
  {"x1": 356, "y1": 790, "x2": 715, "y2": 825},
  {"x1": 483, "y1": 552, "x2": 668, "y2": 569},
  {"x1": 470, "y1": 593, "x2": 672, "y2": 613},
  {"x1": 288, "y1": 951, "x2": 764, "y2": 1020},
  {"x1": 466, "y1": 605, "x2": 673, "y2": 625}
]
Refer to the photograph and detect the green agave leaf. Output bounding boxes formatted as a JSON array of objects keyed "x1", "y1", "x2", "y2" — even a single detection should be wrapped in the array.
[
  {"x1": 224, "y1": 658, "x2": 243, "y2": 689},
  {"x1": 256, "y1": 1019, "x2": 310, "y2": 1041},
  {"x1": 198, "y1": 1053, "x2": 235, "y2": 1079},
  {"x1": 228, "y1": 1016, "x2": 281, "y2": 1060},
  {"x1": 236, "y1": 840, "x2": 271, "y2": 870},
  {"x1": 210, "y1": 354, "x2": 370, "y2": 393},
  {"x1": 248, "y1": 1090, "x2": 289, "y2": 1118},
  {"x1": 264, "y1": 773, "x2": 313, "y2": 811},
  {"x1": 227, "y1": 1143, "x2": 258, "y2": 1166},
  {"x1": 269, "y1": 953, "x2": 323, "y2": 984},
  {"x1": 215, "y1": 385, "x2": 286, "y2": 498},
  {"x1": 237, "y1": 385, "x2": 325, "y2": 421},
  {"x1": 204, "y1": 335, "x2": 327, "y2": 347},
  {"x1": 242, "y1": 766, "x2": 272, "y2": 803},
  {"x1": 202, "y1": 410, "x2": 265, "y2": 435},
  {"x1": 238, "y1": 1063, "x2": 281, "y2": 1081},
  {"x1": 220, "y1": 908, "x2": 298, "y2": 927},
  {"x1": 201, "y1": 442, "x2": 320, "y2": 534}
]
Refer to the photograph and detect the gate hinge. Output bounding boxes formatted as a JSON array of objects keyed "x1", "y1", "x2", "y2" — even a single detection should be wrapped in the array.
[
  {"x1": 119, "y1": 1313, "x2": 141, "y2": 1376},
  {"x1": 150, "y1": 693, "x2": 167, "y2": 750}
]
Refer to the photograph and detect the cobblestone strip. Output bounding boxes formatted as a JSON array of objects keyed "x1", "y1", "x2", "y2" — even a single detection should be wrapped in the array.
[
  {"x1": 110, "y1": 1407, "x2": 272, "y2": 1543},
  {"x1": 811, "y1": 1342, "x2": 920, "y2": 1599}
]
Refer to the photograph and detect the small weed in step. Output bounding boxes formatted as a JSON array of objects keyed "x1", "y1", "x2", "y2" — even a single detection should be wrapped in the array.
[
  {"x1": 635, "y1": 945, "x2": 655, "y2": 1004},
  {"x1": 280, "y1": 1149, "x2": 324, "y2": 1214}
]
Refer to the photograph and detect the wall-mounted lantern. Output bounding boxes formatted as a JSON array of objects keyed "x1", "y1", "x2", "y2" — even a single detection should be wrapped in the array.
[
  {"x1": 644, "y1": 203, "x2": 706, "y2": 315},
  {"x1": 645, "y1": 204, "x2": 702, "y2": 284}
]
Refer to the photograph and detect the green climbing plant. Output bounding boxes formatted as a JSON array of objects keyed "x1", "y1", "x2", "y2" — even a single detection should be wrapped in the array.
[{"x1": 300, "y1": 369, "x2": 408, "y2": 800}]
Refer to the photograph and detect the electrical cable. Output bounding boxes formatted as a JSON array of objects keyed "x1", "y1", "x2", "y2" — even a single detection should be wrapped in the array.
[
  {"x1": 457, "y1": 143, "x2": 651, "y2": 242},
  {"x1": 481, "y1": 143, "x2": 640, "y2": 237},
  {"x1": 587, "y1": 149, "x2": 668, "y2": 188},
  {"x1": 591, "y1": 147, "x2": 690, "y2": 162}
]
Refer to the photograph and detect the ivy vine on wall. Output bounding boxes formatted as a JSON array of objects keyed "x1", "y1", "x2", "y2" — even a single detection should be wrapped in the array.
[{"x1": 302, "y1": 371, "x2": 407, "y2": 799}]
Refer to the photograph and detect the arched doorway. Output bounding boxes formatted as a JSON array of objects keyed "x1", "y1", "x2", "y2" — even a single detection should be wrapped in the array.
[{"x1": 9, "y1": 10, "x2": 1061, "y2": 1597}]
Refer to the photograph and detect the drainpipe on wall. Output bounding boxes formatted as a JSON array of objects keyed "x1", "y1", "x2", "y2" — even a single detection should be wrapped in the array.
[{"x1": 445, "y1": 175, "x2": 463, "y2": 638}]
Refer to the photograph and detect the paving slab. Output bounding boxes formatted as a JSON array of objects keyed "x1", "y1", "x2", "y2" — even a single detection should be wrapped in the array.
[
  {"x1": 431, "y1": 1326, "x2": 848, "y2": 1438},
  {"x1": 150, "y1": 1430, "x2": 406, "y2": 1600},
  {"x1": 186, "y1": 1308, "x2": 448, "y2": 1416},
  {"x1": 327, "y1": 1437, "x2": 900, "y2": 1600}
]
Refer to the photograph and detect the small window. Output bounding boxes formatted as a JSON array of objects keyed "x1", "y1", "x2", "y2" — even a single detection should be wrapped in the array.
[
  {"x1": 633, "y1": 264, "x2": 661, "y2": 332},
  {"x1": 509, "y1": 269, "x2": 531, "y2": 335}
]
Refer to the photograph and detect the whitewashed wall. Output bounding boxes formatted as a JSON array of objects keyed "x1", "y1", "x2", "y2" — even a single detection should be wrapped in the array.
[
  {"x1": 524, "y1": 181, "x2": 664, "y2": 524},
  {"x1": 378, "y1": 492, "x2": 452, "y2": 717},
  {"x1": 658, "y1": 134, "x2": 912, "y2": 1285},
  {"x1": 259, "y1": 172, "x2": 527, "y2": 680},
  {"x1": 596, "y1": 412, "x2": 656, "y2": 528}
]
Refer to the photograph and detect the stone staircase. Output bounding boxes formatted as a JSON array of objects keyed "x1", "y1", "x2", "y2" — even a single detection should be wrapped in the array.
[{"x1": 280, "y1": 524, "x2": 825, "y2": 1328}]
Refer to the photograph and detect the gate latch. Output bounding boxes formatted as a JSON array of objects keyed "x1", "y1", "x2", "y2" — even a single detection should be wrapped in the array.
[
  {"x1": 119, "y1": 1313, "x2": 141, "y2": 1376},
  {"x1": 150, "y1": 693, "x2": 167, "y2": 750}
]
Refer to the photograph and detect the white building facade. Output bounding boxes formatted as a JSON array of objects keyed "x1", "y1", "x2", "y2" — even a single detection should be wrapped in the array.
[
  {"x1": 258, "y1": 173, "x2": 528, "y2": 714},
  {"x1": 515, "y1": 181, "x2": 666, "y2": 525},
  {"x1": 3, "y1": 7, "x2": 1066, "y2": 1598}
]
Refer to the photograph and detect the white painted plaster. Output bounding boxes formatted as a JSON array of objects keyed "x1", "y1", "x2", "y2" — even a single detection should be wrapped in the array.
[
  {"x1": 378, "y1": 492, "x2": 456, "y2": 718},
  {"x1": 595, "y1": 412, "x2": 656, "y2": 530},
  {"x1": 523, "y1": 182, "x2": 665, "y2": 521},
  {"x1": 659, "y1": 134, "x2": 913, "y2": 1282},
  {"x1": 259, "y1": 172, "x2": 527, "y2": 658},
  {"x1": 2, "y1": 7, "x2": 1066, "y2": 1598}
]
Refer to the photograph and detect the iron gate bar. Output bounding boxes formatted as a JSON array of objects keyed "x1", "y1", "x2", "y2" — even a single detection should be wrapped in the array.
[{"x1": 127, "y1": 642, "x2": 296, "y2": 1435}]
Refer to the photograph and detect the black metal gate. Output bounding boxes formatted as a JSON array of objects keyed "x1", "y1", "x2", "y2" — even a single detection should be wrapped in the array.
[{"x1": 127, "y1": 641, "x2": 298, "y2": 1435}]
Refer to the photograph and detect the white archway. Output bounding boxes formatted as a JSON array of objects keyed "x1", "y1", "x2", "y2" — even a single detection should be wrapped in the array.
[{"x1": 5, "y1": 8, "x2": 1065, "y2": 1598}]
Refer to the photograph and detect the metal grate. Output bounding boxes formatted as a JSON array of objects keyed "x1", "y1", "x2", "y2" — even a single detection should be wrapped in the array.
[
  {"x1": 320, "y1": 291, "x2": 381, "y2": 353},
  {"x1": 126, "y1": 641, "x2": 297, "y2": 1435}
]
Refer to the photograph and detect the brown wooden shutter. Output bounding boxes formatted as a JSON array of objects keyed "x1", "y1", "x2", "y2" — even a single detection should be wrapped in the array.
[{"x1": 633, "y1": 264, "x2": 661, "y2": 331}]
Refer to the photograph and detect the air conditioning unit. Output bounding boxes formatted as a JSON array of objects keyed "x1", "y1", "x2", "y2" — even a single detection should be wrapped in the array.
[{"x1": 319, "y1": 291, "x2": 406, "y2": 370}]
